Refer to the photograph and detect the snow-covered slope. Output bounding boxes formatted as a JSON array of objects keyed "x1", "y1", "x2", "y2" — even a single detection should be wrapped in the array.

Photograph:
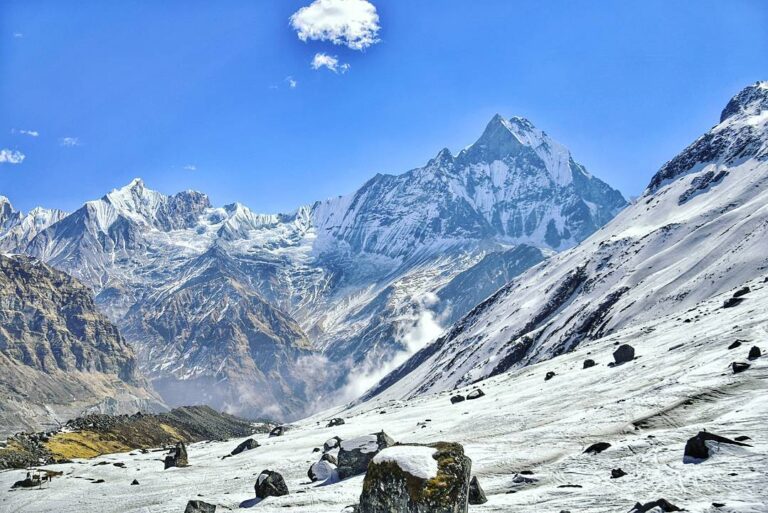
[
  {"x1": 0, "y1": 199, "x2": 68, "y2": 252},
  {"x1": 365, "y1": 81, "x2": 768, "y2": 402},
  {"x1": 1, "y1": 115, "x2": 625, "y2": 420}
]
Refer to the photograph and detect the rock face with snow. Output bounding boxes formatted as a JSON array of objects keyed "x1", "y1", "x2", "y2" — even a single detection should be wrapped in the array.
[
  {"x1": 337, "y1": 431, "x2": 395, "y2": 479},
  {"x1": 0, "y1": 115, "x2": 625, "y2": 421},
  {"x1": 0, "y1": 254, "x2": 161, "y2": 435},
  {"x1": 358, "y1": 442, "x2": 471, "y2": 513},
  {"x1": 364, "y1": 81, "x2": 768, "y2": 402}
]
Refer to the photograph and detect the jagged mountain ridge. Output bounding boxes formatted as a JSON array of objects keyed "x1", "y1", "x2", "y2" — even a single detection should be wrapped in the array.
[
  {"x1": 0, "y1": 254, "x2": 162, "y2": 435},
  {"x1": 364, "y1": 81, "x2": 768, "y2": 402},
  {"x1": 1, "y1": 114, "x2": 626, "y2": 420}
]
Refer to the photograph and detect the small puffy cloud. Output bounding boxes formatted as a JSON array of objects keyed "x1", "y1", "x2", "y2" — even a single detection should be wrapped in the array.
[
  {"x1": 286, "y1": 76, "x2": 298, "y2": 89},
  {"x1": 0, "y1": 149, "x2": 25, "y2": 164},
  {"x1": 12, "y1": 128, "x2": 39, "y2": 137},
  {"x1": 290, "y1": 0, "x2": 380, "y2": 51},
  {"x1": 183, "y1": 164, "x2": 197, "y2": 171},
  {"x1": 311, "y1": 52, "x2": 350, "y2": 73},
  {"x1": 59, "y1": 137, "x2": 80, "y2": 147}
]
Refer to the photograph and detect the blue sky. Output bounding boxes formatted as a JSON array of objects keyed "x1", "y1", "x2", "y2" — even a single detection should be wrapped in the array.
[{"x1": 1, "y1": 0, "x2": 766, "y2": 213}]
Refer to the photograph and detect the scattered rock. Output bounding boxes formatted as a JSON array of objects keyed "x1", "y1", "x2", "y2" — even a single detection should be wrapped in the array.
[
  {"x1": 584, "y1": 442, "x2": 611, "y2": 454},
  {"x1": 734, "y1": 435, "x2": 751, "y2": 442},
  {"x1": 357, "y1": 442, "x2": 471, "y2": 513},
  {"x1": 732, "y1": 362, "x2": 750, "y2": 374},
  {"x1": 254, "y1": 470, "x2": 288, "y2": 499},
  {"x1": 322, "y1": 452, "x2": 338, "y2": 465},
  {"x1": 613, "y1": 344, "x2": 635, "y2": 364},
  {"x1": 748, "y1": 346, "x2": 761, "y2": 360},
  {"x1": 131, "y1": 479, "x2": 139, "y2": 485},
  {"x1": 732, "y1": 286, "x2": 751, "y2": 298},
  {"x1": 327, "y1": 418, "x2": 345, "y2": 427},
  {"x1": 308, "y1": 459, "x2": 337, "y2": 482},
  {"x1": 231, "y1": 438, "x2": 259, "y2": 456},
  {"x1": 611, "y1": 468, "x2": 627, "y2": 479},
  {"x1": 450, "y1": 395, "x2": 466, "y2": 404},
  {"x1": 684, "y1": 431, "x2": 751, "y2": 462},
  {"x1": 338, "y1": 431, "x2": 395, "y2": 479},
  {"x1": 723, "y1": 297, "x2": 745, "y2": 308},
  {"x1": 92, "y1": 479, "x2": 105, "y2": 484},
  {"x1": 269, "y1": 426, "x2": 286, "y2": 437},
  {"x1": 511, "y1": 473, "x2": 537, "y2": 484},
  {"x1": 468, "y1": 476, "x2": 487, "y2": 505},
  {"x1": 324, "y1": 436, "x2": 342, "y2": 453},
  {"x1": 164, "y1": 442, "x2": 188, "y2": 469},
  {"x1": 113, "y1": 462, "x2": 126, "y2": 468},
  {"x1": 728, "y1": 341, "x2": 742, "y2": 349},
  {"x1": 545, "y1": 371, "x2": 556, "y2": 381},
  {"x1": 466, "y1": 389, "x2": 485, "y2": 400},
  {"x1": 629, "y1": 499, "x2": 682, "y2": 512},
  {"x1": 712, "y1": 503, "x2": 725, "y2": 508},
  {"x1": 583, "y1": 359, "x2": 596, "y2": 369},
  {"x1": 11, "y1": 475, "x2": 41, "y2": 488},
  {"x1": 184, "y1": 500, "x2": 216, "y2": 513}
]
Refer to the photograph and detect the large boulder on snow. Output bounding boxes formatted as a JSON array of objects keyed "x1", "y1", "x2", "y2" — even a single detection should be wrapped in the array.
[
  {"x1": 748, "y1": 346, "x2": 761, "y2": 360},
  {"x1": 254, "y1": 470, "x2": 288, "y2": 498},
  {"x1": 269, "y1": 426, "x2": 286, "y2": 437},
  {"x1": 683, "y1": 431, "x2": 751, "y2": 462},
  {"x1": 324, "y1": 436, "x2": 342, "y2": 453},
  {"x1": 327, "y1": 418, "x2": 345, "y2": 427},
  {"x1": 629, "y1": 499, "x2": 682, "y2": 512},
  {"x1": 308, "y1": 459, "x2": 337, "y2": 482},
  {"x1": 164, "y1": 442, "x2": 188, "y2": 469},
  {"x1": 337, "y1": 432, "x2": 395, "y2": 479},
  {"x1": 184, "y1": 500, "x2": 216, "y2": 513},
  {"x1": 612, "y1": 344, "x2": 635, "y2": 364},
  {"x1": 468, "y1": 476, "x2": 487, "y2": 505},
  {"x1": 357, "y1": 442, "x2": 472, "y2": 513},
  {"x1": 231, "y1": 438, "x2": 259, "y2": 456}
]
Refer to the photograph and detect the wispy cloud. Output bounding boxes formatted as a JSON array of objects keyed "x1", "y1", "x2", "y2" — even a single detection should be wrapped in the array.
[
  {"x1": 286, "y1": 76, "x2": 298, "y2": 89},
  {"x1": 0, "y1": 149, "x2": 26, "y2": 165},
  {"x1": 11, "y1": 128, "x2": 39, "y2": 137},
  {"x1": 183, "y1": 164, "x2": 197, "y2": 171},
  {"x1": 59, "y1": 137, "x2": 80, "y2": 147},
  {"x1": 311, "y1": 52, "x2": 350, "y2": 73},
  {"x1": 290, "y1": 0, "x2": 380, "y2": 51},
  {"x1": 13, "y1": 33, "x2": 23, "y2": 39}
]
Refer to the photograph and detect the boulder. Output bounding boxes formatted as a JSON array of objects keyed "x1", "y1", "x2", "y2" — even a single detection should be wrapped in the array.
[
  {"x1": 324, "y1": 436, "x2": 342, "y2": 453},
  {"x1": 732, "y1": 362, "x2": 750, "y2": 374},
  {"x1": 338, "y1": 431, "x2": 395, "y2": 479},
  {"x1": 613, "y1": 344, "x2": 635, "y2": 364},
  {"x1": 629, "y1": 499, "x2": 682, "y2": 512},
  {"x1": 358, "y1": 442, "x2": 471, "y2": 513},
  {"x1": 684, "y1": 431, "x2": 751, "y2": 462},
  {"x1": 131, "y1": 479, "x2": 139, "y2": 485},
  {"x1": 583, "y1": 359, "x2": 596, "y2": 369},
  {"x1": 611, "y1": 468, "x2": 627, "y2": 479},
  {"x1": 164, "y1": 442, "x2": 188, "y2": 469},
  {"x1": 468, "y1": 476, "x2": 487, "y2": 505},
  {"x1": 466, "y1": 389, "x2": 485, "y2": 400},
  {"x1": 584, "y1": 442, "x2": 611, "y2": 454},
  {"x1": 450, "y1": 395, "x2": 465, "y2": 404},
  {"x1": 322, "y1": 452, "x2": 338, "y2": 465},
  {"x1": 723, "y1": 297, "x2": 745, "y2": 308},
  {"x1": 732, "y1": 286, "x2": 751, "y2": 298},
  {"x1": 11, "y1": 475, "x2": 41, "y2": 488},
  {"x1": 231, "y1": 438, "x2": 259, "y2": 456},
  {"x1": 728, "y1": 341, "x2": 742, "y2": 349},
  {"x1": 327, "y1": 418, "x2": 346, "y2": 427},
  {"x1": 184, "y1": 500, "x2": 216, "y2": 513},
  {"x1": 545, "y1": 371, "x2": 556, "y2": 381},
  {"x1": 269, "y1": 426, "x2": 286, "y2": 437},
  {"x1": 254, "y1": 470, "x2": 288, "y2": 499},
  {"x1": 308, "y1": 459, "x2": 337, "y2": 482},
  {"x1": 748, "y1": 346, "x2": 761, "y2": 360}
]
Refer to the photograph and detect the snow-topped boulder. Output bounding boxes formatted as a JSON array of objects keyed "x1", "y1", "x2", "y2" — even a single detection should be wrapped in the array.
[
  {"x1": 337, "y1": 431, "x2": 395, "y2": 479},
  {"x1": 308, "y1": 459, "x2": 337, "y2": 482},
  {"x1": 254, "y1": 470, "x2": 288, "y2": 499},
  {"x1": 357, "y1": 442, "x2": 471, "y2": 513}
]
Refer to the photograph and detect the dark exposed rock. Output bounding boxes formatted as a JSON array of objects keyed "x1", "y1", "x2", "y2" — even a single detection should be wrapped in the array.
[
  {"x1": 255, "y1": 470, "x2": 288, "y2": 499},
  {"x1": 611, "y1": 468, "x2": 627, "y2": 479},
  {"x1": 269, "y1": 426, "x2": 286, "y2": 437},
  {"x1": 131, "y1": 479, "x2": 139, "y2": 485},
  {"x1": 12, "y1": 475, "x2": 41, "y2": 488},
  {"x1": 231, "y1": 438, "x2": 259, "y2": 456},
  {"x1": 322, "y1": 452, "x2": 338, "y2": 465},
  {"x1": 723, "y1": 297, "x2": 745, "y2": 308},
  {"x1": 164, "y1": 442, "x2": 188, "y2": 469},
  {"x1": 327, "y1": 418, "x2": 345, "y2": 427},
  {"x1": 338, "y1": 431, "x2": 395, "y2": 479},
  {"x1": 684, "y1": 431, "x2": 751, "y2": 462},
  {"x1": 583, "y1": 359, "x2": 596, "y2": 369},
  {"x1": 450, "y1": 395, "x2": 466, "y2": 404},
  {"x1": 584, "y1": 442, "x2": 611, "y2": 454},
  {"x1": 358, "y1": 442, "x2": 471, "y2": 513},
  {"x1": 468, "y1": 476, "x2": 488, "y2": 505},
  {"x1": 629, "y1": 498, "x2": 682, "y2": 512},
  {"x1": 734, "y1": 436, "x2": 751, "y2": 442},
  {"x1": 728, "y1": 341, "x2": 742, "y2": 350},
  {"x1": 732, "y1": 362, "x2": 750, "y2": 374},
  {"x1": 466, "y1": 389, "x2": 485, "y2": 400},
  {"x1": 185, "y1": 500, "x2": 216, "y2": 513},
  {"x1": 545, "y1": 371, "x2": 556, "y2": 381},
  {"x1": 613, "y1": 344, "x2": 635, "y2": 364},
  {"x1": 732, "y1": 286, "x2": 751, "y2": 298},
  {"x1": 324, "y1": 436, "x2": 342, "y2": 453},
  {"x1": 748, "y1": 346, "x2": 761, "y2": 360}
]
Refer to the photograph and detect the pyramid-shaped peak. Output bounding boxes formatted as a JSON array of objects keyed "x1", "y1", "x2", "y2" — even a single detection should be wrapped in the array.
[{"x1": 720, "y1": 81, "x2": 768, "y2": 123}]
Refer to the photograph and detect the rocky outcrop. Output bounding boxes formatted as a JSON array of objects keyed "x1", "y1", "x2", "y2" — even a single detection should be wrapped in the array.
[
  {"x1": 358, "y1": 442, "x2": 472, "y2": 513},
  {"x1": 255, "y1": 470, "x2": 288, "y2": 499},
  {"x1": 164, "y1": 441, "x2": 188, "y2": 469},
  {"x1": 683, "y1": 431, "x2": 751, "y2": 462},
  {"x1": 468, "y1": 476, "x2": 487, "y2": 505},
  {"x1": 337, "y1": 432, "x2": 395, "y2": 479}
]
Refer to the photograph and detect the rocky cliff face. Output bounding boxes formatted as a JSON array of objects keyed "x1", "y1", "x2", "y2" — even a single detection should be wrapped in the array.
[
  {"x1": 0, "y1": 254, "x2": 162, "y2": 435},
  {"x1": 1, "y1": 115, "x2": 625, "y2": 420}
]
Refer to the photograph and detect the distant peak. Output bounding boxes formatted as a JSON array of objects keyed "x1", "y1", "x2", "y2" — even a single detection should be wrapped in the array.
[{"x1": 720, "y1": 81, "x2": 768, "y2": 123}]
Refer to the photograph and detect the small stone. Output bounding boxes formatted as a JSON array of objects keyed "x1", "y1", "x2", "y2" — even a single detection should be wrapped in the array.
[
  {"x1": 545, "y1": 371, "x2": 556, "y2": 381},
  {"x1": 583, "y1": 359, "x2": 596, "y2": 369},
  {"x1": 611, "y1": 468, "x2": 627, "y2": 479},
  {"x1": 131, "y1": 479, "x2": 139, "y2": 485}
]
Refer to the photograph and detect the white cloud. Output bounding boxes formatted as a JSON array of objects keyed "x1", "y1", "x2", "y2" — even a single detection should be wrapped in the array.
[
  {"x1": 59, "y1": 137, "x2": 80, "y2": 147},
  {"x1": 13, "y1": 33, "x2": 23, "y2": 38},
  {"x1": 311, "y1": 52, "x2": 350, "y2": 73},
  {"x1": 0, "y1": 149, "x2": 26, "y2": 165},
  {"x1": 183, "y1": 164, "x2": 197, "y2": 171},
  {"x1": 12, "y1": 129, "x2": 39, "y2": 137},
  {"x1": 286, "y1": 76, "x2": 298, "y2": 89},
  {"x1": 290, "y1": 0, "x2": 380, "y2": 51}
]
